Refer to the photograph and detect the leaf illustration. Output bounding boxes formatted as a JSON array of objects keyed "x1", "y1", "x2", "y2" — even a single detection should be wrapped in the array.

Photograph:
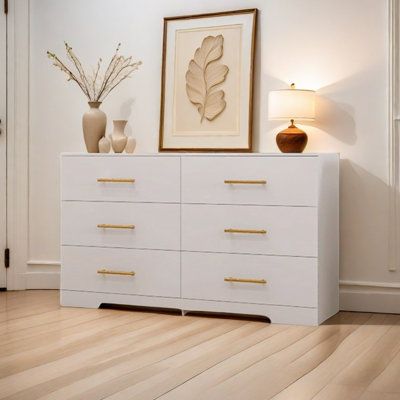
[{"x1": 185, "y1": 35, "x2": 229, "y2": 122}]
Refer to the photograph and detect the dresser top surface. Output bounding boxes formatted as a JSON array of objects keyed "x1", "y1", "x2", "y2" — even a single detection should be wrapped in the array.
[{"x1": 61, "y1": 152, "x2": 338, "y2": 158}]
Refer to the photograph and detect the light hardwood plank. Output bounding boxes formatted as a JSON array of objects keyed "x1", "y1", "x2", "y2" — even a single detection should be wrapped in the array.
[
  {"x1": 268, "y1": 314, "x2": 397, "y2": 400},
  {"x1": 332, "y1": 318, "x2": 400, "y2": 387},
  {"x1": 7, "y1": 319, "x2": 240, "y2": 400},
  {"x1": 0, "y1": 312, "x2": 154, "y2": 376},
  {"x1": 83, "y1": 322, "x2": 283, "y2": 400},
  {"x1": 158, "y1": 313, "x2": 355, "y2": 400},
  {"x1": 0, "y1": 308, "x2": 122, "y2": 346},
  {"x1": 0, "y1": 315, "x2": 197, "y2": 398},
  {"x1": 195, "y1": 313, "x2": 376, "y2": 400},
  {"x1": 0, "y1": 291, "x2": 60, "y2": 322},
  {"x1": 359, "y1": 392, "x2": 400, "y2": 400},
  {"x1": 158, "y1": 326, "x2": 315, "y2": 400},
  {"x1": 311, "y1": 384, "x2": 366, "y2": 400},
  {"x1": 365, "y1": 341, "x2": 400, "y2": 394},
  {"x1": 0, "y1": 291, "x2": 398, "y2": 400},
  {"x1": 0, "y1": 307, "x2": 94, "y2": 335}
]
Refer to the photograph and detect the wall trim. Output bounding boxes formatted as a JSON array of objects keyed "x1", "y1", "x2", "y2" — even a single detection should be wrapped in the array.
[
  {"x1": 388, "y1": 0, "x2": 400, "y2": 272},
  {"x1": 27, "y1": 259, "x2": 61, "y2": 267},
  {"x1": 6, "y1": 0, "x2": 30, "y2": 290},
  {"x1": 340, "y1": 279, "x2": 400, "y2": 314},
  {"x1": 24, "y1": 271, "x2": 60, "y2": 289},
  {"x1": 27, "y1": 259, "x2": 61, "y2": 274},
  {"x1": 340, "y1": 279, "x2": 400, "y2": 289}
]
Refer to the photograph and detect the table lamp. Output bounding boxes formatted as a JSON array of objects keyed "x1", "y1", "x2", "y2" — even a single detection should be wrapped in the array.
[{"x1": 268, "y1": 83, "x2": 316, "y2": 153}]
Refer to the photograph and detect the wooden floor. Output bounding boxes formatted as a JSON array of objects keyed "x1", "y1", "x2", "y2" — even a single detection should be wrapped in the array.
[{"x1": 0, "y1": 291, "x2": 399, "y2": 400}]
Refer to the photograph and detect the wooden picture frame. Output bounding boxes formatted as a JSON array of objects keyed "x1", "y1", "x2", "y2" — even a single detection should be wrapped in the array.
[{"x1": 159, "y1": 9, "x2": 258, "y2": 152}]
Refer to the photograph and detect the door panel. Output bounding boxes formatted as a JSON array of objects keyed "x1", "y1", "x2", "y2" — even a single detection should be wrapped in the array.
[{"x1": 0, "y1": 8, "x2": 6, "y2": 287}]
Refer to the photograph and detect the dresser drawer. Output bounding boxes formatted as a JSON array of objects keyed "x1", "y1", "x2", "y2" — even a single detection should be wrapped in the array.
[
  {"x1": 181, "y1": 156, "x2": 318, "y2": 206},
  {"x1": 182, "y1": 252, "x2": 317, "y2": 307},
  {"x1": 61, "y1": 156, "x2": 180, "y2": 203},
  {"x1": 62, "y1": 202, "x2": 180, "y2": 250},
  {"x1": 62, "y1": 246, "x2": 180, "y2": 297},
  {"x1": 182, "y1": 204, "x2": 317, "y2": 257}
]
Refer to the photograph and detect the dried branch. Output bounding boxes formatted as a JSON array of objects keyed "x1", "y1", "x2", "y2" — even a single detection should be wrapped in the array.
[
  {"x1": 47, "y1": 43, "x2": 141, "y2": 102},
  {"x1": 47, "y1": 51, "x2": 90, "y2": 97},
  {"x1": 91, "y1": 58, "x2": 102, "y2": 99},
  {"x1": 97, "y1": 59, "x2": 141, "y2": 101},
  {"x1": 95, "y1": 43, "x2": 122, "y2": 101},
  {"x1": 99, "y1": 61, "x2": 141, "y2": 101},
  {"x1": 64, "y1": 42, "x2": 92, "y2": 99}
]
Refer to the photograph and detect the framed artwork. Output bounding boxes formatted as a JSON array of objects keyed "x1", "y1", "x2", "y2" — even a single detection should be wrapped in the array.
[{"x1": 159, "y1": 9, "x2": 258, "y2": 152}]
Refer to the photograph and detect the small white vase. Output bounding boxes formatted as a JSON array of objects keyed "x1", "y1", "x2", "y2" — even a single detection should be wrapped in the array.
[
  {"x1": 125, "y1": 137, "x2": 137, "y2": 153},
  {"x1": 82, "y1": 102, "x2": 107, "y2": 153},
  {"x1": 111, "y1": 120, "x2": 128, "y2": 153},
  {"x1": 98, "y1": 136, "x2": 111, "y2": 153}
]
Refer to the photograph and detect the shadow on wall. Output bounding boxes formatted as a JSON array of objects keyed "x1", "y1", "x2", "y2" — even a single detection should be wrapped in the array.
[
  {"x1": 310, "y1": 74, "x2": 362, "y2": 145},
  {"x1": 312, "y1": 94, "x2": 357, "y2": 145},
  {"x1": 310, "y1": 67, "x2": 386, "y2": 146},
  {"x1": 119, "y1": 98, "x2": 135, "y2": 136},
  {"x1": 339, "y1": 159, "x2": 391, "y2": 282}
]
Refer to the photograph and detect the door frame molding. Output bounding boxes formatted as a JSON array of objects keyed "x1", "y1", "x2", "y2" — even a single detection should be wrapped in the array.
[
  {"x1": 388, "y1": 0, "x2": 400, "y2": 273},
  {"x1": 0, "y1": 0, "x2": 7, "y2": 288},
  {"x1": 6, "y1": 0, "x2": 30, "y2": 290}
]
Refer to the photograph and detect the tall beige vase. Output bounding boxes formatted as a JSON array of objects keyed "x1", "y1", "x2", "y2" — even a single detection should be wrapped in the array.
[{"x1": 82, "y1": 101, "x2": 107, "y2": 153}]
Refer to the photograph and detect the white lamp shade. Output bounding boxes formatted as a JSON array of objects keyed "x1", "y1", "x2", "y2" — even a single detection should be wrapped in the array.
[{"x1": 268, "y1": 89, "x2": 316, "y2": 120}]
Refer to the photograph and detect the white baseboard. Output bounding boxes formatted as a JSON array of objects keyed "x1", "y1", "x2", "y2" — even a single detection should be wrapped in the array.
[
  {"x1": 24, "y1": 259, "x2": 61, "y2": 289},
  {"x1": 27, "y1": 259, "x2": 61, "y2": 271},
  {"x1": 25, "y1": 271, "x2": 60, "y2": 289},
  {"x1": 339, "y1": 280, "x2": 400, "y2": 314}
]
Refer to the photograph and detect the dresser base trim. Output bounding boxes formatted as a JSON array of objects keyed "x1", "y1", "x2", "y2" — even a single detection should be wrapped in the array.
[
  {"x1": 60, "y1": 290, "x2": 182, "y2": 310},
  {"x1": 181, "y1": 299, "x2": 319, "y2": 325},
  {"x1": 60, "y1": 290, "x2": 321, "y2": 326}
]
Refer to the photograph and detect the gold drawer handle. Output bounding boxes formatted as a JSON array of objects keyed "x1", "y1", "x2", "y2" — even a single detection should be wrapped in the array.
[
  {"x1": 97, "y1": 269, "x2": 135, "y2": 276},
  {"x1": 224, "y1": 180, "x2": 266, "y2": 185},
  {"x1": 224, "y1": 277, "x2": 267, "y2": 284},
  {"x1": 97, "y1": 224, "x2": 135, "y2": 229},
  {"x1": 97, "y1": 178, "x2": 135, "y2": 183},
  {"x1": 224, "y1": 228, "x2": 267, "y2": 235}
]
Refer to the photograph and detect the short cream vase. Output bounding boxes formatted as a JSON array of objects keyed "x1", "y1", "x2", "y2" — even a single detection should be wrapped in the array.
[{"x1": 111, "y1": 120, "x2": 128, "y2": 153}]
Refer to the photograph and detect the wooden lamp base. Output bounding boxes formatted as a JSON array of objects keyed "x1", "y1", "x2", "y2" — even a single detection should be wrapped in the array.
[{"x1": 276, "y1": 119, "x2": 308, "y2": 153}]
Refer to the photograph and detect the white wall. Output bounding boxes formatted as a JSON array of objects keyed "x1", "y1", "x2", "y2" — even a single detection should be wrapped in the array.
[{"x1": 22, "y1": 0, "x2": 399, "y2": 306}]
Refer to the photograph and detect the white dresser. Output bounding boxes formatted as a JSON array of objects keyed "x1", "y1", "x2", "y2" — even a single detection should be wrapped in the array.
[{"x1": 60, "y1": 153, "x2": 339, "y2": 325}]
